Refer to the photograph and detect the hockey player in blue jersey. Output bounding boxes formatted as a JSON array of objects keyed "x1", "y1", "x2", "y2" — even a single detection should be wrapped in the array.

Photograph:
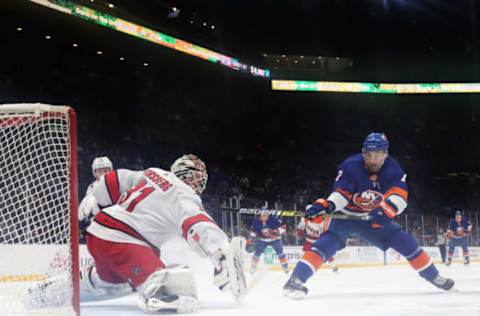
[
  {"x1": 283, "y1": 132, "x2": 454, "y2": 299},
  {"x1": 249, "y1": 212, "x2": 289, "y2": 274},
  {"x1": 446, "y1": 210, "x2": 472, "y2": 265}
]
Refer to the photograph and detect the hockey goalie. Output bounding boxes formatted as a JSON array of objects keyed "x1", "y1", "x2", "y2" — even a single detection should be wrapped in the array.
[{"x1": 28, "y1": 154, "x2": 246, "y2": 313}]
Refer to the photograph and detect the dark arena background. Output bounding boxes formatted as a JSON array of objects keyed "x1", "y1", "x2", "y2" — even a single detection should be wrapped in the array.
[{"x1": 1, "y1": 1, "x2": 480, "y2": 315}]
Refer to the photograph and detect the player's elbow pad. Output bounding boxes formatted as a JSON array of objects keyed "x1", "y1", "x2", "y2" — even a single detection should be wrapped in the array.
[
  {"x1": 327, "y1": 192, "x2": 348, "y2": 211},
  {"x1": 385, "y1": 195, "x2": 407, "y2": 215}
]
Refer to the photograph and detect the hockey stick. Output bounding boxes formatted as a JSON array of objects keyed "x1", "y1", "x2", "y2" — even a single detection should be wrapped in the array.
[
  {"x1": 323, "y1": 212, "x2": 371, "y2": 221},
  {"x1": 246, "y1": 266, "x2": 266, "y2": 294},
  {"x1": 298, "y1": 211, "x2": 371, "y2": 221}
]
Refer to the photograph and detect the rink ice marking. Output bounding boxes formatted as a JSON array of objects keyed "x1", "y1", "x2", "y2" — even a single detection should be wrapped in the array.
[{"x1": 0, "y1": 274, "x2": 47, "y2": 282}]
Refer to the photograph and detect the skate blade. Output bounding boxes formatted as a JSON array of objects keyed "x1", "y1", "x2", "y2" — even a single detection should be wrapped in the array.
[{"x1": 283, "y1": 289, "x2": 306, "y2": 300}]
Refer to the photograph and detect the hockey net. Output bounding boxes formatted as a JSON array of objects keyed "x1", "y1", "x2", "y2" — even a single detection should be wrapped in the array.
[{"x1": 0, "y1": 104, "x2": 79, "y2": 316}]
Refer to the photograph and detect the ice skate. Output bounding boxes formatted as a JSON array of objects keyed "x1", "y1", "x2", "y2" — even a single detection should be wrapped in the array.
[
  {"x1": 283, "y1": 275, "x2": 308, "y2": 300},
  {"x1": 429, "y1": 275, "x2": 455, "y2": 291}
]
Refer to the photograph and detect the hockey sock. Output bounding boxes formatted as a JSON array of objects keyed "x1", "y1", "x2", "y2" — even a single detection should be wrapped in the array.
[
  {"x1": 292, "y1": 251, "x2": 323, "y2": 283},
  {"x1": 407, "y1": 250, "x2": 438, "y2": 281},
  {"x1": 447, "y1": 248, "x2": 454, "y2": 260},
  {"x1": 386, "y1": 229, "x2": 438, "y2": 281},
  {"x1": 279, "y1": 255, "x2": 288, "y2": 270}
]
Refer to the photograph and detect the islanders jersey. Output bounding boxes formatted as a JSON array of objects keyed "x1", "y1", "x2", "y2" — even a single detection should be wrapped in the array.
[
  {"x1": 327, "y1": 153, "x2": 408, "y2": 217},
  {"x1": 448, "y1": 218, "x2": 472, "y2": 238},
  {"x1": 250, "y1": 216, "x2": 285, "y2": 242}
]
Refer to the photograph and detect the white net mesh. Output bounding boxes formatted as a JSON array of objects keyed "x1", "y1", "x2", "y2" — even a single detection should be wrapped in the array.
[{"x1": 0, "y1": 104, "x2": 77, "y2": 316}]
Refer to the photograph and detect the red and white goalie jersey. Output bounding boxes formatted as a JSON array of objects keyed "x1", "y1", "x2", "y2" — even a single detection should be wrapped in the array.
[{"x1": 87, "y1": 168, "x2": 225, "y2": 255}]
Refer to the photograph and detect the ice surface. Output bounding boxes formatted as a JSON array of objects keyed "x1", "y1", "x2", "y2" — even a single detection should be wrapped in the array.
[
  {"x1": 81, "y1": 260, "x2": 480, "y2": 316},
  {"x1": 4, "y1": 237, "x2": 479, "y2": 315}
]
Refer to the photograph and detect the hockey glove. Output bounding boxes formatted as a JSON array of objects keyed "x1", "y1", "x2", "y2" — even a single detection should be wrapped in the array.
[
  {"x1": 261, "y1": 228, "x2": 276, "y2": 238},
  {"x1": 370, "y1": 200, "x2": 398, "y2": 226},
  {"x1": 305, "y1": 199, "x2": 334, "y2": 219}
]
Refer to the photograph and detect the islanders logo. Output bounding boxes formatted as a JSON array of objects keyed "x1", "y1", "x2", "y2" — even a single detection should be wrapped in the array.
[{"x1": 352, "y1": 190, "x2": 384, "y2": 211}]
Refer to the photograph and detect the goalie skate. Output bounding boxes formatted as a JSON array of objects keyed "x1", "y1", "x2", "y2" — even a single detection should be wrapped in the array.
[{"x1": 139, "y1": 286, "x2": 200, "y2": 314}]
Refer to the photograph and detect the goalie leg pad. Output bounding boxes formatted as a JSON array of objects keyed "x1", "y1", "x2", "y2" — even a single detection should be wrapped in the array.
[
  {"x1": 137, "y1": 266, "x2": 200, "y2": 313},
  {"x1": 212, "y1": 237, "x2": 247, "y2": 300}
]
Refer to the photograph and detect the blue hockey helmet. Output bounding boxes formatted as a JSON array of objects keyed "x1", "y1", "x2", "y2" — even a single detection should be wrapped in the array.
[
  {"x1": 455, "y1": 210, "x2": 462, "y2": 217},
  {"x1": 362, "y1": 132, "x2": 389, "y2": 152}
]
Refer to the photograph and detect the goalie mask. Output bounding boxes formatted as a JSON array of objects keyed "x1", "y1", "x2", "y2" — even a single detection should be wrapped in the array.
[
  {"x1": 91, "y1": 156, "x2": 113, "y2": 178},
  {"x1": 171, "y1": 154, "x2": 208, "y2": 194}
]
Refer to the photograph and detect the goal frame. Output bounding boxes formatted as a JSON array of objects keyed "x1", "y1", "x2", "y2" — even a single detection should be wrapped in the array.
[{"x1": 0, "y1": 103, "x2": 79, "y2": 315}]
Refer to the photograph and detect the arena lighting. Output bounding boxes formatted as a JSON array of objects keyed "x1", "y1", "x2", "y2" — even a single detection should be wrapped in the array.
[
  {"x1": 45, "y1": 35, "x2": 51, "y2": 39},
  {"x1": 28, "y1": 0, "x2": 270, "y2": 78},
  {"x1": 108, "y1": 3, "x2": 114, "y2": 9},
  {"x1": 72, "y1": 43, "x2": 78, "y2": 47},
  {"x1": 96, "y1": 50, "x2": 103, "y2": 55},
  {"x1": 16, "y1": 27, "x2": 23, "y2": 31},
  {"x1": 168, "y1": 7, "x2": 180, "y2": 18},
  {"x1": 272, "y1": 80, "x2": 480, "y2": 94},
  {"x1": 143, "y1": 62, "x2": 149, "y2": 66},
  {"x1": 119, "y1": 56, "x2": 125, "y2": 61}
]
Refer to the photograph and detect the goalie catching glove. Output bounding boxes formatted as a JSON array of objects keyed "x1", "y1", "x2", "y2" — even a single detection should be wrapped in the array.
[{"x1": 78, "y1": 194, "x2": 100, "y2": 222}]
